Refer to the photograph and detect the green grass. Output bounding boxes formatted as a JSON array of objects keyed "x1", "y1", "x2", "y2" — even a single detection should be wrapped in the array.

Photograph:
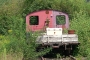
[{"x1": 0, "y1": 52, "x2": 23, "y2": 60}]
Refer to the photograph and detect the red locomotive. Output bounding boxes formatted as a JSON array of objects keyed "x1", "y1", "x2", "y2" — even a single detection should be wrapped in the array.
[{"x1": 26, "y1": 10, "x2": 79, "y2": 54}]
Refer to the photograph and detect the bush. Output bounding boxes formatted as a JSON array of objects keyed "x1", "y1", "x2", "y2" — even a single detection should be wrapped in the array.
[{"x1": 70, "y1": 10, "x2": 90, "y2": 57}]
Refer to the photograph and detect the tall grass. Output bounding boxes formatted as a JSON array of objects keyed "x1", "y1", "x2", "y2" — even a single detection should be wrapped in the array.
[
  {"x1": 0, "y1": 16, "x2": 24, "y2": 60},
  {"x1": 0, "y1": 35, "x2": 23, "y2": 60},
  {"x1": 0, "y1": 16, "x2": 51, "y2": 60},
  {"x1": 70, "y1": 10, "x2": 90, "y2": 58}
]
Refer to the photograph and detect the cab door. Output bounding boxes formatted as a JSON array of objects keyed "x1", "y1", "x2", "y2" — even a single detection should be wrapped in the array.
[{"x1": 52, "y1": 11, "x2": 69, "y2": 29}]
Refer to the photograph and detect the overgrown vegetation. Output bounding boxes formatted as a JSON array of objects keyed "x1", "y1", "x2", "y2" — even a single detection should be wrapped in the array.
[
  {"x1": 70, "y1": 11, "x2": 90, "y2": 58},
  {"x1": 0, "y1": 0, "x2": 90, "y2": 60}
]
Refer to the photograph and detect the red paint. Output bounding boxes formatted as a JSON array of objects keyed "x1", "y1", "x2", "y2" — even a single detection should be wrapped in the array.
[{"x1": 26, "y1": 10, "x2": 69, "y2": 32}]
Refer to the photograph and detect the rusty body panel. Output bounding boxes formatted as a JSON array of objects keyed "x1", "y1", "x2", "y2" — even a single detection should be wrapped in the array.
[{"x1": 26, "y1": 10, "x2": 69, "y2": 32}]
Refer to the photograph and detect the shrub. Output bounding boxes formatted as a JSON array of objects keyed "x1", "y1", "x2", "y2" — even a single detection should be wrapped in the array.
[{"x1": 70, "y1": 10, "x2": 90, "y2": 57}]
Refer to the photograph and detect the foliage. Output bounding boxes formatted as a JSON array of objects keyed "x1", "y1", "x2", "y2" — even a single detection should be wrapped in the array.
[
  {"x1": 23, "y1": 0, "x2": 90, "y2": 16},
  {"x1": 0, "y1": 0, "x2": 24, "y2": 34},
  {"x1": 0, "y1": 15, "x2": 25, "y2": 60},
  {"x1": 0, "y1": 0, "x2": 24, "y2": 15},
  {"x1": 23, "y1": 32, "x2": 52, "y2": 60},
  {"x1": 0, "y1": 15, "x2": 51, "y2": 60},
  {"x1": 70, "y1": 10, "x2": 90, "y2": 57},
  {"x1": 0, "y1": 0, "x2": 90, "y2": 59}
]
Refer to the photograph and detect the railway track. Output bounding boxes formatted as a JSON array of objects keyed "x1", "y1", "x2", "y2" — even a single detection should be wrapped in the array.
[
  {"x1": 40, "y1": 56, "x2": 76, "y2": 60},
  {"x1": 35, "y1": 43, "x2": 78, "y2": 60}
]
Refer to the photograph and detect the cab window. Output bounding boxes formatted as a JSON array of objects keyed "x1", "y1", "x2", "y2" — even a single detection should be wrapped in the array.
[
  {"x1": 56, "y1": 15, "x2": 66, "y2": 25},
  {"x1": 29, "y1": 16, "x2": 39, "y2": 25}
]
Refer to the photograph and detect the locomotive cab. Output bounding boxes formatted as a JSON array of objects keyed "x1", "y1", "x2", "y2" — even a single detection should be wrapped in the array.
[{"x1": 26, "y1": 10, "x2": 69, "y2": 31}]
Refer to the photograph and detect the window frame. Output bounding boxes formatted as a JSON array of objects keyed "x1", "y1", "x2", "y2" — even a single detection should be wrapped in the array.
[
  {"x1": 56, "y1": 15, "x2": 66, "y2": 25},
  {"x1": 29, "y1": 16, "x2": 39, "y2": 25}
]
